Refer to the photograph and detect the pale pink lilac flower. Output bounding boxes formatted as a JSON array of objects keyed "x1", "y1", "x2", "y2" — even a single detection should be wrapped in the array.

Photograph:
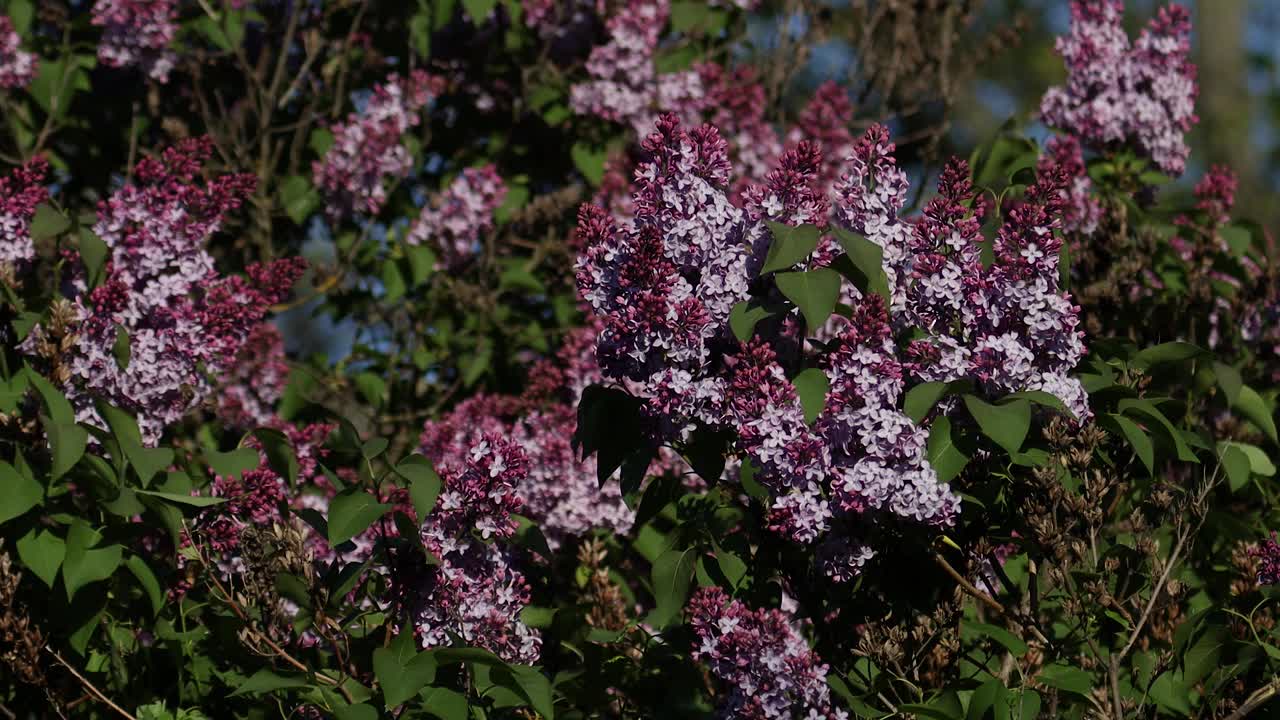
[
  {"x1": 23, "y1": 139, "x2": 305, "y2": 444},
  {"x1": 0, "y1": 158, "x2": 48, "y2": 269},
  {"x1": 410, "y1": 435, "x2": 541, "y2": 663},
  {"x1": 314, "y1": 71, "x2": 443, "y2": 220},
  {"x1": 0, "y1": 16, "x2": 36, "y2": 89},
  {"x1": 689, "y1": 587, "x2": 848, "y2": 720},
  {"x1": 570, "y1": 0, "x2": 708, "y2": 137},
  {"x1": 216, "y1": 323, "x2": 290, "y2": 431},
  {"x1": 92, "y1": 0, "x2": 178, "y2": 83},
  {"x1": 1039, "y1": 0, "x2": 1198, "y2": 176},
  {"x1": 406, "y1": 165, "x2": 507, "y2": 270}
]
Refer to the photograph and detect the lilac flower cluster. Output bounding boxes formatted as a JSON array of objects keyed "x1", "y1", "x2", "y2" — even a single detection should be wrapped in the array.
[
  {"x1": 421, "y1": 324, "x2": 636, "y2": 548},
  {"x1": 576, "y1": 116, "x2": 750, "y2": 440},
  {"x1": 840, "y1": 127, "x2": 1090, "y2": 421},
  {"x1": 0, "y1": 16, "x2": 36, "y2": 89},
  {"x1": 1039, "y1": 0, "x2": 1198, "y2": 176},
  {"x1": 92, "y1": 0, "x2": 178, "y2": 83},
  {"x1": 216, "y1": 323, "x2": 290, "y2": 431},
  {"x1": 575, "y1": 116, "x2": 1090, "y2": 579},
  {"x1": 1037, "y1": 136, "x2": 1101, "y2": 236},
  {"x1": 410, "y1": 435, "x2": 541, "y2": 663},
  {"x1": 23, "y1": 139, "x2": 305, "y2": 444},
  {"x1": 569, "y1": 0, "x2": 708, "y2": 137},
  {"x1": 314, "y1": 71, "x2": 443, "y2": 220},
  {"x1": 0, "y1": 158, "x2": 48, "y2": 270},
  {"x1": 406, "y1": 165, "x2": 507, "y2": 270},
  {"x1": 1250, "y1": 534, "x2": 1280, "y2": 586},
  {"x1": 688, "y1": 587, "x2": 847, "y2": 720}
]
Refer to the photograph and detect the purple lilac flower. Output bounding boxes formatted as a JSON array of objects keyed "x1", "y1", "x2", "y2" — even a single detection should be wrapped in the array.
[
  {"x1": 569, "y1": 0, "x2": 708, "y2": 137},
  {"x1": 406, "y1": 165, "x2": 507, "y2": 270},
  {"x1": 576, "y1": 114, "x2": 751, "y2": 439},
  {"x1": 92, "y1": 0, "x2": 178, "y2": 83},
  {"x1": 411, "y1": 435, "x2": 541, "y2": 663},
  {"x1": 23, "y1": 139, "x2": 306, "y2": 444},
  {"x1": 689, "y1": 587, "x2": 848, "y2": 720},
  {"x1": 216, "y1": 323, "x2": 290, "y2": 431},
  {"x1": 0, "y1": 158, "x2": 48, "y2": 270},
  {"x1": 786, "y1": 80, "x2": 855, "y2": 188},
  {"x1": 0, "y1": 16, "x2": 36, "y2": 89},
  {"x1": 1039, "y1": 0, "x2": 1198, "y2": 176},
  {"x1": 835, "y1": 126, "x2": 1090, "y2": 421},
  {"x1": 314, "y1": 71, "x2": 443, "y2": 220},
  {"x1": 1037, "y1": 135, "x2": 1101, "y2": 236},
  {"x1": 421, "y1": 325, "x2": 637, "y2": 548},
  {"x1": 1251, "y1": 534, "x2": 1280, "y2": 586}
]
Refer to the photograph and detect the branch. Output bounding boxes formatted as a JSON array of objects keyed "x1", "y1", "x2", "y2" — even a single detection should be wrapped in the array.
[{"x1": 45, "y1": 648, "x2": 137, "y2": 720}]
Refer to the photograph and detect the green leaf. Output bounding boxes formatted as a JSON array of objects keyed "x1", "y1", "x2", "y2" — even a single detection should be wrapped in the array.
[
  {"x1": 381, "y1": 261, "x2": 407, "y2": 303},
  {"x1": 374, "y1": 631, "x2": 437, "y2": 708},
  {"x1": 776, "y1": 268, "x2": 840, "y2": 330},
  {"x1": 1133, "y1": 341, "x2": 1205, "y2": 368},
  {"x1": 965, "y1": 621, "x2": 1029, "y2": 656},
  {"x1": 327, "y1": 490, "x2": 392, "y2": 546},
  {"x1": 280, "y1": 175, "x2": 320, "y2": 225},
  {"x1": 1035, "y1": 663, "x2": 1092, "y2": 697},
  {"x1": 333, "y1": 705, "x2": 377, "y2": 720},
  {"x1": 574, "y1": 385, "x2": 647, "y2": 486},
  {"x1": 728, "y1": 300, "x2": 781, "y2": 343},
  {"x1": 832, "y1": 227, "x2": 891, "y2": 302},
  {"x1": 62, "y1": 521, "x2": 122, "y2": 602},
  {"x1": 634, "y1": 474, "x2": 682, "y2": 529},
  {"x1": 648, "y1": 547, "x2": 696, "y2": 628},
  {"x1": 397, "y1": 455, "x2": 441, "y2": 520},
  {"x1": 460, "y1": 0, "x2": 498, "y2": 20},
  {"x1": 46, "y1": 418, "x2": 88, "y2": 481},
  {"x1": 1213, "y1": 361, "x2": 1243, "y2": 404},
  {"x1": 905, "y1": 382, "x2": 950, "y2": 423},
  {"x1": 355, "y1": 372, "x2": 388, "y2": 408},
  {"x1": 25, "y1": 370, "x2": 74, "y2": 424},
  {"x1": 502, "y1": 665, "x2": 555, "y2": 720},
  {"x1": 16, "y1": 528, "x2": 64, "y2": 588},
  {"x1": 133, "y1": 490, "x2": 227, "y2": 507},
  {"x1": 418, "y1": 687, "x2": 468, "y2": 720},
  {"x1": 1148, "y1": 671, "x2": 1192, "y2": 715},
  {"x1": 571, "y1": 142, "x2": 607, "y2": 186},
  {"x1": 967, "y1": 678, "x2": 1008, "y2": 720},
  {"x1": 927, "y1": 416, "x2": 969, "y2": 483},
  {"x1": 1221, "y1": 441, "x2": 1275, "y2": 477},
  {"x1": 206, "y1": 447, "x2": 260, "y2": 481},
  {"x1": 228, "y1": 668, "x2": 312, "y2": 697},
  {"x1": 1108, "y1": 413, "x2": 1155, "y2": 475},
  {"x1": 791, "y1": 368, "x2": 828, "y2": 425},
  {"x1": 670, "y1": 0, "x2": 710, "y2": 31},
  {"x1": 761, "y1": 221, "x2": 821, "y2": 274},
  {"x1": 125, "y1": 555, "x2": 164, "y2": 616},
  {"x1": 97, "y1": 402, "x2": 173, "y2": 486},
  {"x1": 251, "y1": 428, "x2": 300, "y2": 484},
  {"x1": 0, "y1": 460, "x2": 42, "y2": 524},
  {"x1": 1232, "y1": 385, "x2": 1278, "y2": 445},
  {"x1": 30, "y1": 203, "x2": 70, "y2": 239},
  {"x1": 962, "y1": 395, "x2": 1031, "y2": 455},
  {"x1": 1218, "y1": 442, "x2": 1252, "y2": 493},
  {"x1": 1118, "y1": 398, "x2": 1198, "y2": 461},
  {"x1": 111, "y1": 324, "x2": 131, "y2": 370},
  {"x1": 405, "y1": 243, "x2": 437, "y2": 286},
  {"x1": 79, "y1": 229, "x2": 109, "y2": 289}
]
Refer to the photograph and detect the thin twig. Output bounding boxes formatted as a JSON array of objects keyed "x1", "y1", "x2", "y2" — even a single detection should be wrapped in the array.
[
  {"x1": 45, "y1": 648, "x2": 137, "y2": 720},
  {"x1": 1226, "y1": 678, "x2": 1280, "y2": 720}
]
